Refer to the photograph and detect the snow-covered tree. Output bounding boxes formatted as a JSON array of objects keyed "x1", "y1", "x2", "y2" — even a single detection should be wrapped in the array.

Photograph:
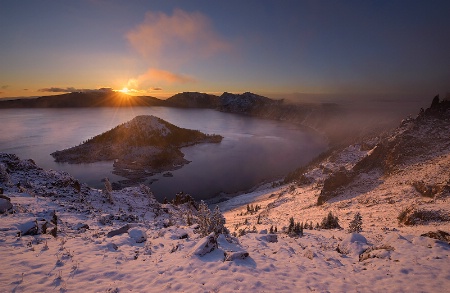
[
  {"x1": 103, "y1": 177, "x2": 114, "y2": 204},
  {"x1": 197, "y1": 201, "x2": 212, "y2": 236},
  {"x1": 348, "y1": 212, "x2": 363, "y2": 233},
  {"x1": 197, "y1": 201, "x2": 227, "y2": 237}
]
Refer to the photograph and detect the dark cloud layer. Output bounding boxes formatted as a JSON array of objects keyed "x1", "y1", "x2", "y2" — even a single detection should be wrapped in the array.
[{"x1": 38, "y1": 87, "x2": 113, "y2": 93}]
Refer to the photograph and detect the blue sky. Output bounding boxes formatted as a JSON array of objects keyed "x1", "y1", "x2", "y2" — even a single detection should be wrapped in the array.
[{"x1": 1, "y1": 0, "x2": 449, "y2": 99}]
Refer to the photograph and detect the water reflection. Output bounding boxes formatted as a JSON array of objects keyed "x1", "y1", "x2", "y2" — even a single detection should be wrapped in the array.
[{"x1": 0, "y1": 107, "x2": 327, "y2": 200}]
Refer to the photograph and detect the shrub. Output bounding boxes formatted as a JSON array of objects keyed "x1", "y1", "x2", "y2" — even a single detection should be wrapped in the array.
[{"x1": 398, "y1": 205, "x2": 449, "y2": 226}]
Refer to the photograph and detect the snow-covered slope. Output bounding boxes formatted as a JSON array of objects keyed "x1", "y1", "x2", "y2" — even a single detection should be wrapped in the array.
[{"x1": 1, "y1": 98, "x2": 450, "y2": 292}]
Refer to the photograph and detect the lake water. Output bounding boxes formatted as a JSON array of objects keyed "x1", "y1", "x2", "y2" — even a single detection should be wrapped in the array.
[{"x1": 0, "y1": 107, "x2": 327, "y2": 201}]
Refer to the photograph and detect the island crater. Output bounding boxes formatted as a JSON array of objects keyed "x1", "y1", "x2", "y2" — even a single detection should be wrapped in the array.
[{"x1": 51, "y1": 115, "x2": 223, "y2": 184}]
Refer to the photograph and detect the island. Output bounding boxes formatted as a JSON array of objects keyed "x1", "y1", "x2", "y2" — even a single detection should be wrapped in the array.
[{"x1": 51, "y1": 115, "x2": 223, "y2": 184}]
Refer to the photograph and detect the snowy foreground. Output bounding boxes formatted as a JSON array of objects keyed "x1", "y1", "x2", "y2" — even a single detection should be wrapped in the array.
[{"x1": 1, "y1": 103, "x2": 450, "y2": 292}]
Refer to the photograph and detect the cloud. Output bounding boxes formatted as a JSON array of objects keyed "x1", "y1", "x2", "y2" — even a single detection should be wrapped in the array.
[
  {"x1": 1, "y1": 85, "x2": 9, "y2": 90},
  {"x1": 38, "y1": 87, "x2": 113, "y2": 93},
  {"x1": 127, "y1": 68, "x2": 195, "y2": 90},
  {"x1": 151, "y1": 87, "x2": 163, "y2": 91},
  {"x1": 126, "y1": 9, "x2": 231, "y2": 63}
]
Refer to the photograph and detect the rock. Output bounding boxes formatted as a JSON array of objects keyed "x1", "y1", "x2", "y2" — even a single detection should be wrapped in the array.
[
  {"x1": 190, "y1": 233, "x2": 217, "y2": 256},
  {"x1": 75, "y1": 223, "x2": 90, "y2": 231},
  {"x1": 19, "y1": 220, "x2": 38, "y2": 236},
  {"x1": 128, "y1": 228, "x2": 147, "y2": 243},
  {"x1": 99, "y1": 214, "x2": 113, "y2": 225},
  {"x1": 0, "y1": 194, "x2": 8, "y2": 200},
  {"x1": 337, "y1": 233, "x2": 369, "y2": 256},
  {"x1": 359, "y1": 245, "x2": 394, "y2": 262},
  {"x1": 259, "y1": 229, "x2": 268, "y2": 234},
  {"x1": 0, "y1": 198, "x2": 12, "y2": 213},
  {"x1": 260, "y1": 234, "x2": 278, "y2": 243},
  {"x1": 224, "y1": 251, "x2": 249, "y2": 261},
  {"x1": 107, "y1": 224, "x2": 131, "y2": 238},
  {"x1": 107, "y1": 243, "x2": 119, "y2": 251}
]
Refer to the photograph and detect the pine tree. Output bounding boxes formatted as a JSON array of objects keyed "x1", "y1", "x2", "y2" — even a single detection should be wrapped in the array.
[
  {"x1": 288, "y1": 217, "x2": 295, "y2": 234},
  {"x1": 103, "y1": 177, "x2": 114, "y2": 204},
  {"x1": 211, "y1": 205, "x2": 227, "y2": 235},
  {"x1": 320, "y1": 211, "x2": 341, "y2": 229},
  {"x1": 197, "y1": 201, "x2": 212, "y2": 236},
  {"x1": 348, "y1": 212, "x2": 363, "y2": 233}
]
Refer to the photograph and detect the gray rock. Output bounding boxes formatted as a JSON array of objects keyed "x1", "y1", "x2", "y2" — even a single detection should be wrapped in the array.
[
  {"x1": 190, "y1": 233, "x2": 217, "y2": 256},
  {"x1": 107, "y1": 224, "x2": 131, "y2": 238},
  {"x1": 224, "y1": 251, "x2": 249, "y2": 261},
  {"x1": 260, "y1": 234, "x2": 278, "y2": 243},
  {"x1": 129, "y1": 228, "x2": 147, "y2": 243},
  {"x1": 0, "y1": 198, "x2": 12, "y2": 213}
]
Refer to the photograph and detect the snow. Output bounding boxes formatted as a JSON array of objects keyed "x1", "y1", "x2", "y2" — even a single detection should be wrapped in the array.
[
  {"x1": 124, "y1": 115, "x2": 170, "y2": 136},
  {"x1": 1, "y1": 107, "x2": 450, "y2": 292}
]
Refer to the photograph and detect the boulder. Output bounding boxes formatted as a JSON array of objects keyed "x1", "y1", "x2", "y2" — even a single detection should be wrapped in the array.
[
  {"x1": 337, "y1": 233, "x2": 368, "y2": 256},
  {"x1": 128, "y1": 227, "x2": 147, "y2": 243},
  {"x1": 0, "y1": 198, "x2": 12, "y2": 213},
  {"x1": 190, "y1": 233, "x2": 217, "y2": 256}
]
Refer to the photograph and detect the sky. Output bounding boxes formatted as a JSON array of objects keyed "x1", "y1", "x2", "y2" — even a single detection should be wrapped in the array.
[{"x1": 0, "y1": 0, "x2": 449, "y2": 100}]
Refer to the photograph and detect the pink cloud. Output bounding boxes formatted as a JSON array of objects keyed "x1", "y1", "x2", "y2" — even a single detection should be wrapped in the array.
[
  {"x1": 126, "y1": 9, "x2": 231, "y2": 62},
  {"x1": 127, "y1": 68, "x2": 195, "y2": 90}
]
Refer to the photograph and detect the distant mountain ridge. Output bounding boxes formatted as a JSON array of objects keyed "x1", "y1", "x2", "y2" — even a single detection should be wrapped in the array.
[
  {"x1": 0, "y1": 91, "x2": 164, "y2": 108},
  {"x1": 0, "y1": 90, "x2": 375, "y2": 144}
]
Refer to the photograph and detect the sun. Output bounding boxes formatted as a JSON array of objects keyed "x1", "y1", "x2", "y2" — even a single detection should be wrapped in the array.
[{"x1": 119, "y1": 87, "x2": 129, "y2": 93}]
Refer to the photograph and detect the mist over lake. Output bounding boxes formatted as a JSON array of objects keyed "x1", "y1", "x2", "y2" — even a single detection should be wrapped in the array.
[{"x1": 0, "y1": 107, "x2": 327, "y2": 200}]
